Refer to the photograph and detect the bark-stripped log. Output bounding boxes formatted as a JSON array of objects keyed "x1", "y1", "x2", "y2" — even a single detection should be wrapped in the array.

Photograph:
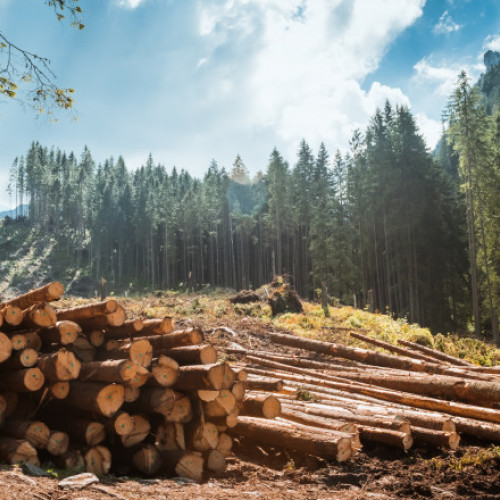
[
  {"x1": 398, "y1": 339, "x2": 476, "y2": 368},
  {"x1": 1, "y1": 282, "x2": 64, "y2": 310}
]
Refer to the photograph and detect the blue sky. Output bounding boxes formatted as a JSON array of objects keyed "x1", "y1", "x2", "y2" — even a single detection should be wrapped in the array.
[{"x1": 0, "y1": 0, "x2": 499, "y2": 209}]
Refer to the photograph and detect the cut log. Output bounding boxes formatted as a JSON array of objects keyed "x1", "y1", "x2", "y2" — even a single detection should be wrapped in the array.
[
  {"x1": 411, "y1": 426, "x2": 460, "y2": 450},
  {"x1": 79, "y1": 359, "x2": 137, "y2": 384},
  {"x1": 162, "y1": 345, "x2": 217, "y2": 366},
  {"x1": 132, "y1": 444, "x2": 162, "y2": 475},
  {"x1": 132, "y1": 387, "x2": 176, "y2": 416},
  {"x1": 398, "y1": 339, "x2": 476, "y2": 367},
  {"x1": 76, "y1": 305, "x2": 127, "y2": 331},
  {"x1": 124, "y1": 384, "x2": 141, "y2": 403},
  {"x1": 0, "y1": 367, "x2": 45, "y2": 392},
  {"x1": 203, "y1": 449, "x2": 226, "y2": 473},
  {"x1": 1, "y1": 420, "x2": 50, "y2": 449},
  {"x1": 147, "y1": 328, "x2": 204, "y2": 353},
  {"x1": 121, "y1": 414, "x2": 151, "y2": 447},
  {"x1": 0, "y1": 437, "x2": 39, "y2": 465},
  {"x1": 141, "y1": 317, "x2": 175, "y2": 336},
  {"x1": 50, "y1": 381, "x2": 70, "y2": 399},
  {"x1": 217, "y1": 432, "x2": 233, "y2": 457},
  {"x1": 1, "y1": 282, "x2": 64, "y2": 310},
  {"x1": 84, "y1": 445, "x2": 112, "y2": 475},
  {"x1": 453, "y1": 418, "x2": 500, "y2": 443},
  {"x1": 205, "y1": 391, "x2": 237, "y2": 418},
  {"x1": 349, "y1": 331, "x2": 442, "y2": 363},
  {"x1": 38, "y1": 349, "x2": 81, "y2": 381},
  {"x1": 128, "y1": 367, "x2": 149, "y2": 388},
  {"x1": 88, "y1": 330, "x2": 106, "y2": 347},
  {"x1": 240, "y1": 393, "x2": 281, "y2": 419},
  {"x1": 188, "y1": 421, "x2": 219, "y2": 451},
  {"x1": 57, "y1": 299, "x2": 118, "y2": 322},
  {"x1": 69, "y1": 334, "x2": 95, "y2": 362},
  {"x1": 231, "y1": 381, "x2": 246, "y2": 402},
  {"x1": 165, "y1": 394, "x2": 192, "y2": 423},
  {"x1": 358, "y1": 426, "x2": 413, "y2": 451},
  {"x1": 1, "y1": 306, "x2": 23, "y2": 326},
  {"x1": 103, "y1": 318, "x2": 144, "y2": 340},
  {"x1": 10, "y1": 333, "x2": 26, "y2": 351},
  {"x1": 231, "y1": 416, "x2": 352, "y2": 462},
  {"x1": 221, "y1": 363, "x2": 235, "y2": 390},
  {"x1": 23, "y1": 332, "x2": 42, "y2": 351},
  {"x1": 65, "y1": 382, "x2": 124, "y2": 417},
  {"x1": 47, "y1": 431, "x2": 70, "y2": 456},
  {"x1": 175, "y1": 452, "x2": 204, "y2": 483},
  {"x1": 208, "y1": 413, "x2": 239, "y2": 429},
  {"x1": 0, "y1": 331, "x2": 13, "y2": 363},
  {"x1": 245, "y1": 376, "x2": 283, "y2": 392},
  {"x1": 100, "y1": 339, "x2": 153, "y2": 368},
  {"x1": 156, "y1": 422, "x2": 185, "y2": 451},
  {"x1": 233, "y1": 367, "x2": 248, "y2": 382},
  {"x1": 149, "y1": 356, "x2": 179, "y2": 387},
  {"x1": 21, "y1": 303, "x2": 57, "y2": 330},
  {"x1": 106, "y1": 411, "x2": 135, "y2": 436},
  {"x1": 0, "y1": 348, "x2": 38, "y2": 370},
  {"x1": 56, "y1": 450, "x2": 85, "y2": 469},
  {"x1": 173, "y1": 363, "x2": 226, "y2": 391}
]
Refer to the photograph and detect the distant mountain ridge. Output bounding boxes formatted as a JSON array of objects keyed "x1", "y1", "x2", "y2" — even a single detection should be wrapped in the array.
[{"x1": 0, "y1": 205, "x2": 28, "y2": 219}]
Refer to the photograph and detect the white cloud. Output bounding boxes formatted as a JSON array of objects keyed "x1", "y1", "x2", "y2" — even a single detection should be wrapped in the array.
[
  {"x1": 484, "y1": 34, "x2": 500, "y2": 52},
  {"x1": 116, "y1": 0, "x2": 146, "y2": 9},
  {"x1": 433, "y1": 10, "x2": 461, "y2": 34},
  {"x1": 415, "y1": 113, "x2": 442, "y2": 150},
  {"x1": 413, "y1": 57, "x2": 483, "y2": 97},
  {"x1": 196, "y1": 0, "x2": 426, "y2": 154}
]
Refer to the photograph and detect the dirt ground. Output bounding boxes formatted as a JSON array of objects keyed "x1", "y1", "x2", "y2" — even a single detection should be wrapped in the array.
[{"x1": 1, "y1": 295, "x2": 500, "y2": 499}]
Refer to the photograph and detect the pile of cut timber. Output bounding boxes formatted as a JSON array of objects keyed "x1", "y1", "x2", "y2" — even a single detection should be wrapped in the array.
[
  {"x1": 0, "y1": 283, "x2": 248, "y2": 481},
  {"x1": 228, "y1": 330, "x2": 500, "y2": 454}
]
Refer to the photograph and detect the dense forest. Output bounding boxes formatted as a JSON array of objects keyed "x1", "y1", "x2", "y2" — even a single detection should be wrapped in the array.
[{"x1": 4, "y1": 56, "x2": 500, "y2": 341}]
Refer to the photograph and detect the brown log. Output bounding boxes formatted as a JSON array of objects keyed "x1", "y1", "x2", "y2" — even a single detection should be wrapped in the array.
[
  {"x1": 268, "y1": 332, "x2": 482, "y2": 379},
  {"x1": 241, "y1": 360, "x2": 500, "y2": 424},
  {"x1": 149, "y1": 356, "x2": 179, "y2": 387},
  {"x1": 56, "y1": 450, "x2": 84, "y2": 469},
  {"x1": 217, "y1": 432, "x2": 233, "y2": 457},
  {"x1": 77, "y1": 306, "x2": 127, "y2": 330},
  {"x1": 162, "y1": 345, "x2": 217, "y2": 366},
  {"x1": 175, "y1": 452, "x2": 204, "y2": 483},
  {"x1": 88, "y1": 330, "x2": 106, "y2": 347},
  {"x1": 147, "y1": 328, "x2": 204, "y2": 353},
  {"x1": 132, "y1": 387, "x2": 176, "y2": 415},
  {"x1": 0, "y1": 348, "x2": 38, "y2": 370},
  {"x1": 205, "y1": 391, "x2": 237, "y2": 417},
  {"x1": 411, "y1": 426, "x2": 460, "y2": 450},
  {"x1": 156, "y1": 422, "x2": 185, "y2": 451},
  {"x1": 350, "y1": 331, "x2": 443, "y2": 363},
  {"x1": 46, "y1": 431, "x2": 70, "y2": 456},
  {"x1": 203, "y1": 449, "x2": 226, "y2": 473},
  {"x1": 84, "y1": 445, "x2": 112, "y2": 475},
  {"x1": 1, "y1": 392, "x2": 17, "y2": 417},
  {"x1": 99, "y1": 339, "x2": 152, "y2": 368},
  {"x1": 10, "y1": 333, "x2": 26, "y2": 351},
  {"x1": 79, "y1": 359, "x2": 137, "y2": 384},
  {"x1": 124, "y1": 384, "x2": 141, "y2": 402},
  {"x1": 1, "y1": 420, "x2": 50, "y2": 449},
  {"x1": 0, "y1": 331, "x2": 13, "y2": 363},
  {"x1": 23, "y1": 331, "x2": 42, "y2": 351},
  {"x1": 173, "y1": 363, "x2": 227, "y2": 391},
  {"x1": 1, "y1": 282, "x2": 64, "y2": 310},
  {"x1": 121, "y1": 414, "x2": 151, "y2": 447},
  {"x1": 65, "y1": 381, "x2": 124, "y2": 417},
  {"x1": 132, "y1": 443, "x2": 162, "y2": 475},
  {"x1": 453, "y1": 418, "x2": 500, "y2": 442},
  {"x1": 0, "y1": 367, "x2": 45, "y2": 392},
  {"x1": 240, "y1": 393, "x2": 281, "y2": 419},
  {"x1": 141, "y1": 317, "x2": 175, "y2": 335},
  {"x1": 231, "y1": 416, "x2": 352, "y2": 462},
  {"x1": 165, "y1": 394, "x2": 192, "y2": 423},
  {"x1": 70, "y1": 334, "x2": 96, "y2": 362},
  {"x1": 209, "y1": 413, "x2": 239, "y2": 429},
  {"x1": 398, "y1": 339, "x2": 476, "y2": 367},
  {"x1": 358, "y1": 426, "x2": 413, "y2": 450},
  {"x1": 128, "y1": 367, "x2": 149, "y2": 388},
  {"x1": 233, "y1": 367, "x2": 248, "y2": 382},
  {"x1": 245, "y1": 376, "x2": 284, "y2": 392},
  {"x1": 221, "y1": 363, "x2": 235, "y2": 390},
  {"x1": 1, "y1": 306, "x2": 23, "y2": 326},
  {"x1": 0, "y1": 437, "x2": 39, "y2": 465},
  {"x1": 38, "y1": 348, "x2": 81, "y2": 381},
  {"x1": 50, "y1": 381, "x2": 70, "y2": 399},
  {"x1": 188, "y1": 421, "x2": 219, "y2": 451},
  {"x1": 102, "y1": 318, "x2": 144, "y2": 340},
  {"x1": 20, "y1": 303, "x2": 57, "y2": 330},
  {"x1": 231, "y1": 381, "x2": 246, "y2": 402},
  {"x1": 57, "y1": 299, "x2": 118, "y2": 322},
  {"x1": 106, "y1": 411, "x2": 135, "y2": 436}
]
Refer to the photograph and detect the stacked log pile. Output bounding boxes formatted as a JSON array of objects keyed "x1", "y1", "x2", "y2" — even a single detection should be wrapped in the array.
[
  {"x1": 1, "y1": 282, "x2": 500, "y2": 481},
  {"x1": 228, "y1": 330, "x2": 500, "y2": 455},
  {"x1": 0, "y1": 283, "x2": 248, "y2": 481}
]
